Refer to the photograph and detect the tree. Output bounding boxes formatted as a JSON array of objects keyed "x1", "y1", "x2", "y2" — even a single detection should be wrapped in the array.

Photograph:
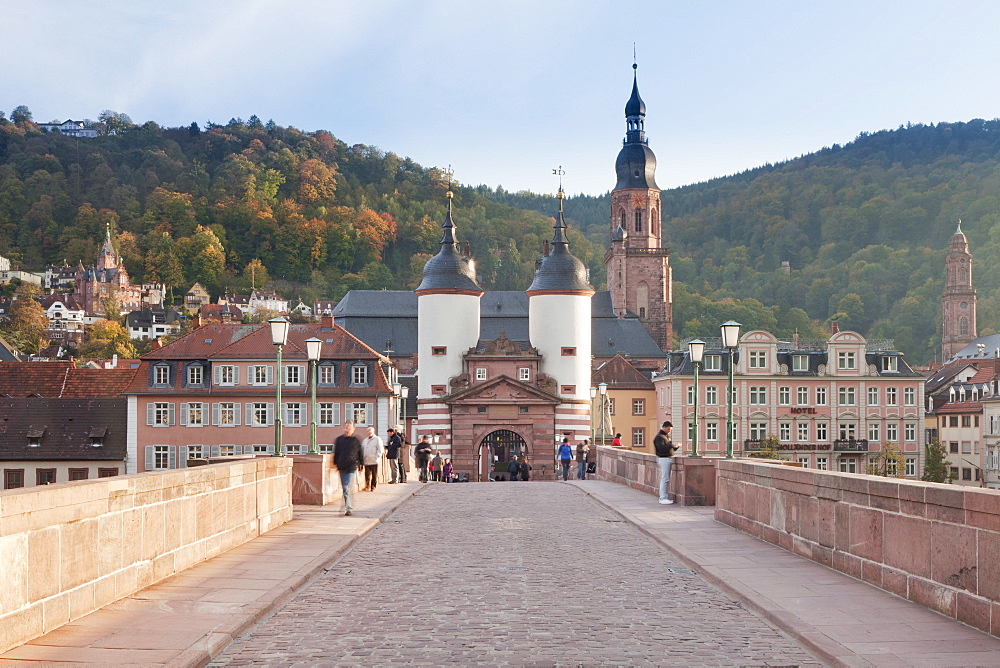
[
  {"x1": 921, "y1": 439, "x2": 952, "y2": 483},
  {"x1": 78, "y1": 319, "x2": 137, "y2": 359},
  {"x1": 242, "y1": 258, "x2": 269, "y2": 290},
  {"x1": 867, "y1": 442, "x2": 905, "y2": 477},
  {"x1": 10, "y1": 105, "x2": 32, "y2": 123},
  {"x1": 746, "y1": 434, "x2": 781, "y2": 460},
  {"x1": 98, "y1": 110, "x2": 134, "y2": 136},
  {"x1": 1, "y1": 288, "x2": 49, "y2": 354}
]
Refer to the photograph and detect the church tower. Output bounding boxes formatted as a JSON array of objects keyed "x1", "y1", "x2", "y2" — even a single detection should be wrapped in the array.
[
  {"x1": 941, "y1": 220, "x2": 977, "y2": 361},
  {"x1": 606, "y1": 63, "x2": 672, "y2": 350}
]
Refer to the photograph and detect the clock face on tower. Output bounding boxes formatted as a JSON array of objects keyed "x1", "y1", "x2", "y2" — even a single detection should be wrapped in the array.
[{"x1": 961, "y1": 302, "x2": 968, "y2": 309}]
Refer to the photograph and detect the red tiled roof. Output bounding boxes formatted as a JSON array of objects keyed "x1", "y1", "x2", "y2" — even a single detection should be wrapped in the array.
[
  {"x1": 593, "y1": 354, "x2": 654, "y2": 389},
  {"x1": 0, "y1": 361, "x2": 138, "y2": 397}
]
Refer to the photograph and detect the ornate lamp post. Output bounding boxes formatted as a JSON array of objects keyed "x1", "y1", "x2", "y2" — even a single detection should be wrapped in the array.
[
  {"x1": 590, "y1": 386, "x2": 597, "y2": 442},
  {"x1": 598, "y1": 382, "x2": 608, "y2": 446},
  {"x1": 400, "y1": 385, "x2": 409, "y2": 440},
  {"x1": 720, "y1": 321, "x2": 742, "y2": 459},
  {"x1": 688, "y1": 338, "x2": 705, "y2": 458},
  {"x1": 305, "y1": 337, "x2": 322, "y2": 455},
  {"x1": 392, "y1": 381, "x2": 402, "y2": 426},
  {"x1": 268, "y1": 317, "x2": 290, "y2": 456}
]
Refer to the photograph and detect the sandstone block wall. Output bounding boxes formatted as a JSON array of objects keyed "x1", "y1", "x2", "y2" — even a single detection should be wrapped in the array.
[
  {"x1": 595, "y1": 447, "x2": 718, "y2": 505},
  {"x1": 715, "y1": 460, "x2": 1000, "y2": 638},
  {"x1": 0, "y1": 457, "x2": 293, "y2": 653}
]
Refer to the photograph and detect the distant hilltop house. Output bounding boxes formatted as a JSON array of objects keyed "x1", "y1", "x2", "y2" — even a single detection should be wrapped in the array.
[
  {"x1": 125, "y1": 308, "x2": 183, "y2": 340},
  {"x1": 38, "y1": 294, "x2": 86, "y2": 346},
  {"x1": 0, "y1": 254, "x2": 44, "y2": 286},
  {"x1": 220, "y1": 290, "x2": 288, "y2": 317},
  {"x1": 194, "y1": 302, "x2": 243, "y2": 325},
  {"x1": 184, "y1": 282, "x2": 211, "y2": 312},
  {"x1": 74, "y1": 226, "x2": 163, "y2": 317},
  {"x1": 36, "y1": 119, "x2": 99, "y2": 138},
  {"x1": 44, "y1": 261, "x2": 78, "y2": 291}
]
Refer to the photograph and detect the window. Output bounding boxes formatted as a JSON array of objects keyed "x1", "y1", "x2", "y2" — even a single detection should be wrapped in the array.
[
  {"x1": 816, "y1": 423, "x2": 828, "y2": 441},
  {"x1": 838, "y1": 387, "x2": 856, "y2": 406},
  {"x1": 182, "y1": 402, "x2": 205, "y2": 426},
  {"x1": 778, "y1": 386, "x2": 790, "y2": 406},
  {"x1": 869, "y1": 423, "x2": 880, "y2": 442},
  {"x1": 632, "y1": 399, "x2": 645, "y2": 415},
  {"x1": 798, "y1": 456, "x2": 810, "y2": 467},
  {"x1": 285, "y1": 365, "x2": 303, "y2": 386},
  {"x1": 352, "y1": 403, "x2": 370, "y2": 425},
  {"x1": 704, "y1": 355, "x2": 721, "y2": 371},
  {"x1": 886, "y1": 387, "x2": 898, "y2": 406},
  {"x1": 285, "y1": 403, "x2": 304, "y2": 426},
  {"x1": 320, "y1": 365, "x2": 335, "y2": 385},
  {"x1": 686, "y1": 386, "x2": 695, "y2": 405},
  {"x1": 518, "y1": 367, "x2": 530, "y2": 381},
  {"x1": 432, "y1": 385, "x2": 446, "y2": 394},
  {"x1": 432, "y1": 347, "x2": 447, "y2": 356},
  {"x1": 779, "y1": 423, "x2": 790, "y2": 441},
  {"x1": 351, "y1": 364, "x2": 368, "y2": 385},
  {"x1": 868, "y1": 387, "x2": 878, "y2": 406},
  {"x1": 905, "y1": 458, "x2": 916, "y2": 477},
  {"x1": 837, "y1": 351, "x2": 856, "y2": 370},
  {"x1": 706, "y1": 422, "x2": 718, "y2": 441},
  {"x1": 705, "y1": 386, "x2": 718, "y2": 406},
  {"x1": 154, "y1": 364, "x2": 170, "y2": 385},
  {"x1": 187, "y1": 365, "x2": 204, "y2": 386},
  {"x1": 795, "y1": 386, "x2": 808, "y2": 405},
  {"x1": 148, "y1": 402, "x2": 175, "y2": 427},
  {"x1": 950, "y1": 441, "x2": 959, "y2": 453},
  {"x1": 476, "y1": 368, "x2": 487, "y2": 381},
  {"x1": 216, "y1": 365, "x2": 237, "y2": 386},
  {"x1": 37, "y1": 469, "x2": 56, "y2": 485},
  {"x1": 186, "y1": 445, "x2": 207, "y2": 460},
  {"x1": 4, "y1": 469, "x2": 24, "y2": 489},
  {"x1": 98, "y1": 468, "x2": 118, "y2": 478},
  {"x1": 214, "y1": 402, "x2": 239, "y2": 426},
  {"x1": 905, "y1": 423, "x2": 915, "y2": 442},
  {"x1": 69, "y1": 468, "x2": 88, "y2": 481},
  {"x1": 950, "y1": 466, "x2": 960, "y2": 479},
  {"x1": 608, "y1": 398, "x2": 616, "y2": 415},
  {"x1": 962, "y1": 415, "x2": 972, "y2": 428},
  {"x1": 816, "y1": 387, "x2": 827, "y2": 405},
  {"x1": 519, "y1": 406, "x2": 529, "y2": 414},
  {"x1": 963, "y1": 468, "x2": 973, "y2": 481},
  {"x1": 750, "y1": 423, "x2": 767, "y2": 440},
  {"x1": 252, "y1": 365, "x2": 272, "y2": 385},
  {"x1": 797, "y1": 423, "x2": 809, "y2": 442},
  {"x1": 749, "y1": 351, "x2": 767, "y2": 369},
  {"x1": 816, "y1": 456, "x2": 828, "y2": 471},
  {"x1": 904, "y1": 387, "x2": 916, "y2": 406},
  {"x1": 632, "y1": 427, "x2": 645, "y2": 447},
  {"x1": 561, "y1": 347, "x2": 576, "y2": 356},
  {"x1": 477, "y1": 405, "x2": 487, "y2": 414},
  {"x1": 749, "y1": 387, "x2": 767, "y2": 405},
  {"x1": 319, "y1": 402, "x2": 340, "y2": 426},
  {"x1": 839, "y1": 423, "x2": 857, "y2": 440},
  {"x1": 251, "y1": 402, "x2": 273, "y2": 426},
  {"x1": 950, "y1": 416, "x2": 959, "y2": 428},
  {"x1": 561, "y1": 385, "x2": 576, "y2": 394},
  {"x1": 962, "y1": 440, "x2": 972, "y2": 454},
  {"x1": 882, "y1": 356, "x2": 898, "y2": 372},
  {"x1": 792, "y1": 355, "x2": 808, "y2": 371},
  {"x1": 634, "y1": 209, "x2": 642, "y2": 233},
  {"x1": 840, "y1": 459, "x2": 858, "y2": 473}
]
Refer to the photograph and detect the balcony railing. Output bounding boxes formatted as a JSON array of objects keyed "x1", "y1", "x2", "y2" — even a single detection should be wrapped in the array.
[
  {"x1": 743, "y1": 440, "x2": 832, "y2": 452},
  {"x1": 833, "y1": 439, "x2": 869, "y2": 452}
]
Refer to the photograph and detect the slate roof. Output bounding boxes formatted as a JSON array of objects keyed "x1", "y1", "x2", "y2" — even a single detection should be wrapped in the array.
[
  {"x1": 950, "y1": 334, "x2": 1000, "y2": 362},
  {"x1": 0, "y1": 335, "x2": 20, "y2": 362},
  {"x1": 0, "y1": 397, "x2": 127, "y2": 461},
  {"x1": 593, "y1": 355, "x2": 654, "y2": 389},
  {"x1": 0, "y1": 361, "x2": 138, "y2": 397},
  {"x1": 199, "y1": 303, "x2": 244, "y2": 321},
  {"x1": 38, "y1": 294, "x2": 85, "y2": 310},
  {"x1": 125, "y1": 308, "x2": 182, "y2": 328},
  {"x1": 925, "y1": 362, "x2": 976, "y2": 395}
]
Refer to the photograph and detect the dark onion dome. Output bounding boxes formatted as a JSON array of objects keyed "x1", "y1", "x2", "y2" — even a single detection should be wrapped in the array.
[
  {"x1": 625, "y1": 65, "x2": 646, "y2": 117},
  {"x1": 526, "y1": 191, "x2": 594, "y2": 295},
  {"x1": 615, "y1": 63, "x2": 659, "y2": 190},
  {"x1": 415, "y1": 192, "x2": 483, "y2": 296}
]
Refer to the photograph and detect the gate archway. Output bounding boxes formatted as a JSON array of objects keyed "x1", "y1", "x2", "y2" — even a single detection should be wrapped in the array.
[{"x1": 478, "y1": 429, "x2": 528, "y2": 482}]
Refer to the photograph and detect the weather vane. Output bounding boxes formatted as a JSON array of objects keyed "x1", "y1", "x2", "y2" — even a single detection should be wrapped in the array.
[
  {"x1": 552, "y1": 165, "x2": 565, "y2": 192},
  {"x1": 444, "y1": 164, "x2": 454, "y2": 190}
]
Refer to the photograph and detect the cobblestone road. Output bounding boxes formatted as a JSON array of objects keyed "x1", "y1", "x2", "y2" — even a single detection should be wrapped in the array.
[{"x1": 213, "y1": 483, "x2": 820, "y2": 666}]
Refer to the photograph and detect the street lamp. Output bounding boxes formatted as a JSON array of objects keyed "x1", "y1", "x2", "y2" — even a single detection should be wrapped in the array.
[
  {"x1": 720, "y1": 321, "x2": 742, "y2": 459},
  {"x1": 269, "y1": 317, "x2": 290, "y2": 457},
  {"x1": 688, "y1": 338, "x2": 705, "y2": 458},
  {"x1": 305, "y1": 337, "x2": 322, "y2": 455},
  {"x1": 393, "y1": 381, "x2": 402, "y2": 426},
  {"x1": 590, "y1": 386, "x2": 597, "y2": 442},
  {"x1": 400, "y1": 385, "x2": 409, "y2": 439},
  {"x1": 598, "y1": 382, "x2": 608, "y2": 446}
]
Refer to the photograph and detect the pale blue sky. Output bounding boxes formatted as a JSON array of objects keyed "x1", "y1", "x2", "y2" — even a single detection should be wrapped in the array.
[{"x1": 5, "y1": 1, "x2": 1000, "y2": 196}]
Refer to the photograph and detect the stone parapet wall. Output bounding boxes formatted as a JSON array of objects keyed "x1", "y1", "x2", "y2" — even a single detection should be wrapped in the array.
[
  {"x1": 595, "y1": 447, "x2": 718, "y2": 505},
  {"x1": 715, "y1": 460, "x2": 1000, "y2": 638},
  {"x1": 0, "y1": 457, "x2": 293, "y2": 653}
]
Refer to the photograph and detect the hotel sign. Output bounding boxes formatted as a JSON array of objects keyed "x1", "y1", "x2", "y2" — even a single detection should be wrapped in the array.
[{"x1": 790, "y1": 407, "x2": 818, "y2": 414}]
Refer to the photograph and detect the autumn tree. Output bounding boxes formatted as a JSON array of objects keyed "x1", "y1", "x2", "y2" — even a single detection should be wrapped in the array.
[
  {"x1": 746, "y1": 435, "x2": 782, "y2": 460},
  {"x1": 78, "y1": 319, "x2": 137, "y2": 359},
  {"x1": 866, "y1": 442, "x2": 905, "y2": 477},
  {"x1": 1, "y1": 286, "x2": 49, "y2": 354},
  {"x1": 242, "y1": 258, "x2": 269, "y2": 290},
  {"x1": 921, "y1": 439, "x2": 952, "y2": 483}
]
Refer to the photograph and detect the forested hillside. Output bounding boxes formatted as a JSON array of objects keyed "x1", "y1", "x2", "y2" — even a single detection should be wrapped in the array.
[
  {"x1": 0, "y1": 110, "x2": 605, "y2": 307},
  {"x1": 482, "y1": 120, "x2": 1000, "y2": 364}
]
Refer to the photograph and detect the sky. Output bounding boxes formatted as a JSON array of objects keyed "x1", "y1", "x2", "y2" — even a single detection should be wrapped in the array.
[{"x1": 5, "y1": 0, "x2": 1000, "y2": 196}]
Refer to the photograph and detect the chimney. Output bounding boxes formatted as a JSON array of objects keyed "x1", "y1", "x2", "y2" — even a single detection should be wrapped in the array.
[
  {"x1": 322, "y1": 315, "x2": 335, "y2": 328},
  {"x1": 192, "y1": 314, "x2": 202, "y2": 329},
  {"x1": 831, "y1": 321, "x2": 839, "y2": 334},
  {"x1": 463, "y1": 241, "x2": 471, "y2": 258},
  {"x1": 542, "y1": 239, "x2": 550, "y2": 255},
  {"x1": 111, "y1": 353, "x2": 118, "y2": 369},
  {"x1": 792, "y1": 331, "x2": 799, "y2": 349},
  {"x1": 150, "y1": 338, "x2": 163, "y2": 351}
]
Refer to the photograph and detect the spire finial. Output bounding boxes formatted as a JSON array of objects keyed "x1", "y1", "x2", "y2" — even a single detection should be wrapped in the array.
[
  {"x1": 105, "y1": 221, "x2": 111, "y2": 241},
  {"x1": 633, "y1": 43, "x2": 637, "y2": 69},
  {"x1": 956, "y1": 219, "x2": 964, "y2": 235},
  {"x1": 552, "y1": 165, "x2": 565, "y2": 192}
]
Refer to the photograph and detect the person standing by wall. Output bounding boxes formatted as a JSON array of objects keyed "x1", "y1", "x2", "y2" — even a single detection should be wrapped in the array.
[
  {"x1": 385, "y1": 428, "x2": 402, "y2": 483},
  {"x1": 653, "y1": 421, "x2": 678, "y2": 505},
  {"x1": 519, "y1": 455, "x2": 531, "y2": 481},
  {"x1": 557, "y1": 437, "x2": 573, "y2": 481},
  {"x1": 333, "y1": 421, "x2": 363, "y2": 516},
  {"x1": 415, "y1": 436, "x2": 433, "y2": 482},
  {"x1": 442, "y1": 458, "x2": 454, "y2": 482},
  {"x1": 576, "y1": 439, "x2": 590, "y2": 480},
  {"x1": 431, "y1": 451, "x2": 443, "y2": 482},
  {"x1": 506, "y1": 457, "x2": 520, "y2": 482},
  {"x1": 361, "y1": 426, "x2": 384, "y2": 492}
]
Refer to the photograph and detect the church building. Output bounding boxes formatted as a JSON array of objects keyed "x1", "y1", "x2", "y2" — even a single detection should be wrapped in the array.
[{"x1": 941, "y1": 221, "x2": 977, "y2": 362}]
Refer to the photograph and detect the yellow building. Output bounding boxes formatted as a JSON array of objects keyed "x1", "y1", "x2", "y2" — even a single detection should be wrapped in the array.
[{"x1": 592, "y1": 355, "x2": 659, "y2": 453}]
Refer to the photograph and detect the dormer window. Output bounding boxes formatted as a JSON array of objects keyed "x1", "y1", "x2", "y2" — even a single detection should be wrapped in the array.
[
  {"x1": 881, "y1": 356, "x2": 898, "y2": 372},
  {"x1": 837, "y1": 351, "x2": 856, "y2": 370},
  {"x1": 351, "y1": 364, "x2": 368, "y2": 386},
  {"x1": 749, "y1": 351, "x2": 767, "y2": 369},
  {"x1": 704, "y1": 355, "x2": 721, "y2": 371},
  {"x1": 187, "y1": 364, "x2": 204, "y2": 386},
  {"x1": 27, "y1": 437, "x2": 40, "y2": 447},
  {"x1": 153, "y1": 364, "x2": 170, "y2": 385}
]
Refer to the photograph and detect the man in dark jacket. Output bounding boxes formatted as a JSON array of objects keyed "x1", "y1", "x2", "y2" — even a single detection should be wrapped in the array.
[
  {"x1": 653, "y1": 421, "x2": 677, "y2": 505},
  {"x1": 386, "y1": 428, "x2": 403, "y2": 483},
  {"x1": 333, "y1": 421, "x2": 363, "y2": 515},
  {"x1": 414, "y1": 436, "x2": 433, "y2": 482}
]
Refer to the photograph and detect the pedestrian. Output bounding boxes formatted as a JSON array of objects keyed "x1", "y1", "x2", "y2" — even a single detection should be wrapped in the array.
[
  {"x1": 507, "y1": 456, "x2": 520, "y2": 481},
  {"x1": 576, "y1": 439, "x2": 590, "y2": 479},
  {"x1": 654, "y1": 421, "x2": 678, "y2": 505},
  {"x1": 385, "y1": 428, "x2": 402, "y2": 483},
  {"x1": 397, "y1": 427, "x2": 409, "y2": 483},
  {"x1": 333, "y1": 421, "x2": 363, "y2": 516},
  {"x1": 557, "y1": 437, "x2": 573, "y2": 480},
  {"x1": 442, "y1": 458, "x2": 454, "y2": 482},
  {"x1": 415, "y1": 436, "x2": 433, "y2": 482},
  {"x1": 361, "y1": 426, "x2": 384, "y2": 492},
  {"x1": 610, "y1": 433, "x2": 623, "y2": 448},
  {"x1": 519, "y1": 455, "x2": 531, "y2": 481},
  {"x1": 431, "y1": 451, "x2": 443, "y2": 482}
]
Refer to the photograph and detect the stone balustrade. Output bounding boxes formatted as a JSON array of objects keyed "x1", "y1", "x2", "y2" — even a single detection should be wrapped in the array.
[
  {"x1": 715, "y1": 460, "x2": 1000, "y2": 638},
  {"x1": 0, "y1": 457, "x2": 293, "y2": 653},
  {"x1": 595, "y1": 446, "x2": 719, "y2": 505}
]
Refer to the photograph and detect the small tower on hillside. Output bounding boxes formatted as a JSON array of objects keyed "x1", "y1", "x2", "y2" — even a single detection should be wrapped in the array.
[
  {"x1": 415, "y1": 190, "x2": 484, "y2": 451},
  {"x1": 942, "y1": 220, "x2": 977, "y2": 361},
  {"x1": 96, "y1": 222, "x2": 118, "y2": 271},
  {"x1": 606, "y1": 62, "x2": 673, "y2": 350},
  {"x1": 527, "y1": 187, "x2": 595, "y2": 442}
]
